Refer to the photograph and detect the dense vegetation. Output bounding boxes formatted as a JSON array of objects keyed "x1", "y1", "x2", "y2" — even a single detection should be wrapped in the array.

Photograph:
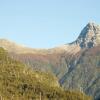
[{"x1": 0, "y1": 47, "x2": 92, "y2": 100}]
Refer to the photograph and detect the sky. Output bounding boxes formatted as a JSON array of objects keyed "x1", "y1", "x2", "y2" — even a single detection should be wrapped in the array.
[{"x1": 0, "y1": 0, "x2": 100, "y2": 48}]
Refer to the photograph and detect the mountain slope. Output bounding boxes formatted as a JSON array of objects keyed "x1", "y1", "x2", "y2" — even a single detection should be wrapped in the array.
[
  {"x1": 60, "y1": 46, "x2": 100, "y2": 100},
  {"x1": 0, "y1": 47, "x2": 59, "y2": 99},
  {"x1": 0, "y1": 47, "x2": 92, "y2": 100}
]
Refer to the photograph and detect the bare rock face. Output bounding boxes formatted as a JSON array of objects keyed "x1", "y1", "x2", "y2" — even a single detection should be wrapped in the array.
[{"x1": 74, "y1": 22, "x2": 100, "y2": 48}]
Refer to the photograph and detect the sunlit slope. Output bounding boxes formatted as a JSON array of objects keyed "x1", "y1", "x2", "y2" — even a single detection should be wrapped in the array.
[{"x1": 0, "y1": 47, "x2": 92, "y2": 100}]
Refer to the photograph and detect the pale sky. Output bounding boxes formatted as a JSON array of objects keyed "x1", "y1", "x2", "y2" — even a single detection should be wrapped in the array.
[{"x1": 0, "y1": 0, "x2": 100, "y2": 48}]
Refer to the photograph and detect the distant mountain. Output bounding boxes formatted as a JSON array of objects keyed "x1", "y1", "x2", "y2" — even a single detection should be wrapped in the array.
[
  {"x1": 0, "y1": 22, "x2": 100, "y2": 100},
  {"x1": 73, "y1": 22, "x2": 100, "y2": 48}
]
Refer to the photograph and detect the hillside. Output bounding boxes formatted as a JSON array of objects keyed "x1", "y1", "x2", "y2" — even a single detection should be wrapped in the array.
[{"x1": 0, "y1": 47, "x2": 92, "y2": 100}]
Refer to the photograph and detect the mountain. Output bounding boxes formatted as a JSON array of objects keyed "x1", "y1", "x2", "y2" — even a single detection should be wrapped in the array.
[{"x1": 0, "y1": 22, "x2": 100, "y2": 100}]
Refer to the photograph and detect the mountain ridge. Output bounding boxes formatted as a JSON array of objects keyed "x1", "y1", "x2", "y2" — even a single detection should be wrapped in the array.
[{"x1": 0, "y1": 22, "x2": 100, "y2": 54}]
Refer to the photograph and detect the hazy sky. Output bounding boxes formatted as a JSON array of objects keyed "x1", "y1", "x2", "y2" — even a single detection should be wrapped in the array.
[{"x1": 0, "y1": 0, "x2": 100, "y2": 48}]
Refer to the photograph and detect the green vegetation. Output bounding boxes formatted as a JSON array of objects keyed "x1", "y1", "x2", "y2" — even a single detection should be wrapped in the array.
[{"x1": 0, "y1": 47, "x2": 92, "y2": 100}]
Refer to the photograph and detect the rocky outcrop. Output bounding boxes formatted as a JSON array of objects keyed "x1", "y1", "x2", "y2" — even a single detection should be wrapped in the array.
[{"x1": 73, "y1": 22, "x2": 100, "y2": 48}]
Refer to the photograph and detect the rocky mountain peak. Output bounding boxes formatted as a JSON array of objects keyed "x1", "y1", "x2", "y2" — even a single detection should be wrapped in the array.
[{"x1": 75, "y1": 22, "x2": 100, "y2": 48}]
